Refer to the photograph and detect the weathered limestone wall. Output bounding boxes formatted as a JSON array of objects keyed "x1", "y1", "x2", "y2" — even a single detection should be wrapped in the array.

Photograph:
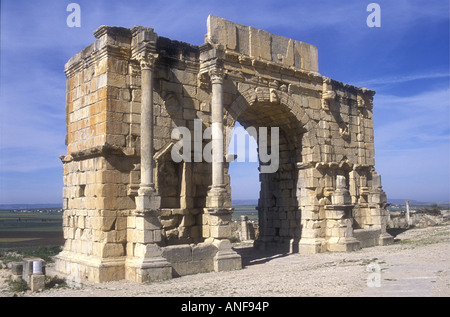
[
  {"x1": 207, "y1": 15, "x2": 318, "y2": 72},
  {"x1": 57, "y1": 27, "x2": 138, "y2": 282},
  {"x1": 56, "y1": 15, "x2": 392, "y2": 284}
]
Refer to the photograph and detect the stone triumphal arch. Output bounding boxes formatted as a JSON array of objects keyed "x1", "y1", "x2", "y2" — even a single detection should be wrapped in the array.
[{"x1": 55, "y1": 16, "x2": 393, "y2": 283}]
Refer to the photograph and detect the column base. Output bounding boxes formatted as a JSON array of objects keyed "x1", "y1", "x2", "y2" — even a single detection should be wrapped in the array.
[
  {"x1": 135, "y1": 190, "x2": 161, "y2": 211},
  {"x1": 212, "y1": 239, "x2": 242, "y2": 272},
  {"x1": 125, "y1": 256, "x2": 172, "y2": 283},
  {"x1": 327, "y1": 237, "x2": 361, "y2": 252},
  {"x1": 203, "y1": 206, "x2": 233, "y2": 239},
  {"x1": 214, "y1": 250, "x2": 242, "y2": 272},
  {"x1": 30, "y1": 274, "x2": 46, "y2": 292},
  {"x1": 378, "y1": 232, "x2": 394, "y2": 245},
  {"x1": 298, "y1": 238, "x2": 326, "y2": 254},
  {"x1": 206, "y1": 185, "x2": 231, "y2": 209},
  {"x1": 54, "y1": 251, "x2": 125, "y2": 285}
]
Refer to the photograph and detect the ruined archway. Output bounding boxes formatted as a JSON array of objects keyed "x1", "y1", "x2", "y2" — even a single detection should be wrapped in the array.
[{"x1": 55, "y1": 15, "x2": 393, "y2": 284}]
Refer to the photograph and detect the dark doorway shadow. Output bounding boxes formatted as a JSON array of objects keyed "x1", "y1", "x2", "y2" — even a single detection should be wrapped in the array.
[
  {"x1": 387, "y1": 227, "x2": 409, "y2": 242},
  {"x1": 233, "y1": 244, "x2": 291, "y2": 267},
  {"x1": 387, "y1": 227, "x2": 409, "y2": 237}
]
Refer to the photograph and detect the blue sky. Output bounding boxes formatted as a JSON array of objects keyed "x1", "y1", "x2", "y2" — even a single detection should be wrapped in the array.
[{"x1": 0, "y1": 0, "x2": 449, "y2": 204}]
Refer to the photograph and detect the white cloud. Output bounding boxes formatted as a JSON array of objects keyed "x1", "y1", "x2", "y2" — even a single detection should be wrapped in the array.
[{"x1": 353, "y1": 72, "x2": 449, "y2": 88}]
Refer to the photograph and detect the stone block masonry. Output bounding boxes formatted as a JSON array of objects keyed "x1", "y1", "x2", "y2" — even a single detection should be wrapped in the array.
[{"x1": 55, "y1": 15, "x2": 392, "y2": 284}]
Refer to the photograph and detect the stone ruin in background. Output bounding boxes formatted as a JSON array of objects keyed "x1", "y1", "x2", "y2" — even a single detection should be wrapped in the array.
[{"x1": 55, "y1": 15, "x2": 393, "y2": 283}]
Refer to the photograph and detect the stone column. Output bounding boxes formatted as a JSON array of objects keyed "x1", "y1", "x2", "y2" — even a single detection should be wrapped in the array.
[
  {"x1": 209, "y1": 67, "x2": 227, "y2": 201},
  {"x1": 405, "y1": 200, "x2": 411, "y2": 226},
  {"x1": 125, "y1": 52, "x2": 171, "y2": 283},
  {"x1": 205, "y1": 67, "x2": 232, "y2": 224},
  {"x1": 240, "y1": 215, "x2": 249, "y2": 241},
  {"x1": 203, "y1": 66, "x2": 241, "y2": 272},
  {"x1": 136, "y1": 53, "x2": 160, "y2": 211}
]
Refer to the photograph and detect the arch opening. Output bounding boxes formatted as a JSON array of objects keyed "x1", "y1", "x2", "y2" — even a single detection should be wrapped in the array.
[{"x1": 226, "y1": 99, "x2": 306, "y2": 252}]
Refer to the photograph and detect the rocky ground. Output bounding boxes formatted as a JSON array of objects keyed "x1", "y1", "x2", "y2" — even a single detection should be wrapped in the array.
[{"x1": 1, "y1": 223, "x2": 449, "y2": 297}]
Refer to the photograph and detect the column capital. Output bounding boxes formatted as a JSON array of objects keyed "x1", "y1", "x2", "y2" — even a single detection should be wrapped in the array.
[
  {"x1": 209, "y1": 67, "x2": 224, "y2": 84},
  {"x1": 138, "y1": 52, "x2": 159, "y2": 70}
]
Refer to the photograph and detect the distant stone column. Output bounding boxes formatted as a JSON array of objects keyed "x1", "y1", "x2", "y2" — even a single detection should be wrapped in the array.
[
  {"x1": 240, "y1": 215, "x2": 249, "y2": 241},
  {"x1": 405, "y1": 200, "x2": 411, "y2": 226}
]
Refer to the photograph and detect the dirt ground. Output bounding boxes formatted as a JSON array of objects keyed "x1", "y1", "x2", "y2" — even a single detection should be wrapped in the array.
[{"x1": 1, "y1": 223, "x2": 449, "y2": 297}]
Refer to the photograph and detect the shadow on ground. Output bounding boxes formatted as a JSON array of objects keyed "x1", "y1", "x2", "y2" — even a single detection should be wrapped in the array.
[{"x1": 234, "y1": 244, "x2": 291, "y2": 267}]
